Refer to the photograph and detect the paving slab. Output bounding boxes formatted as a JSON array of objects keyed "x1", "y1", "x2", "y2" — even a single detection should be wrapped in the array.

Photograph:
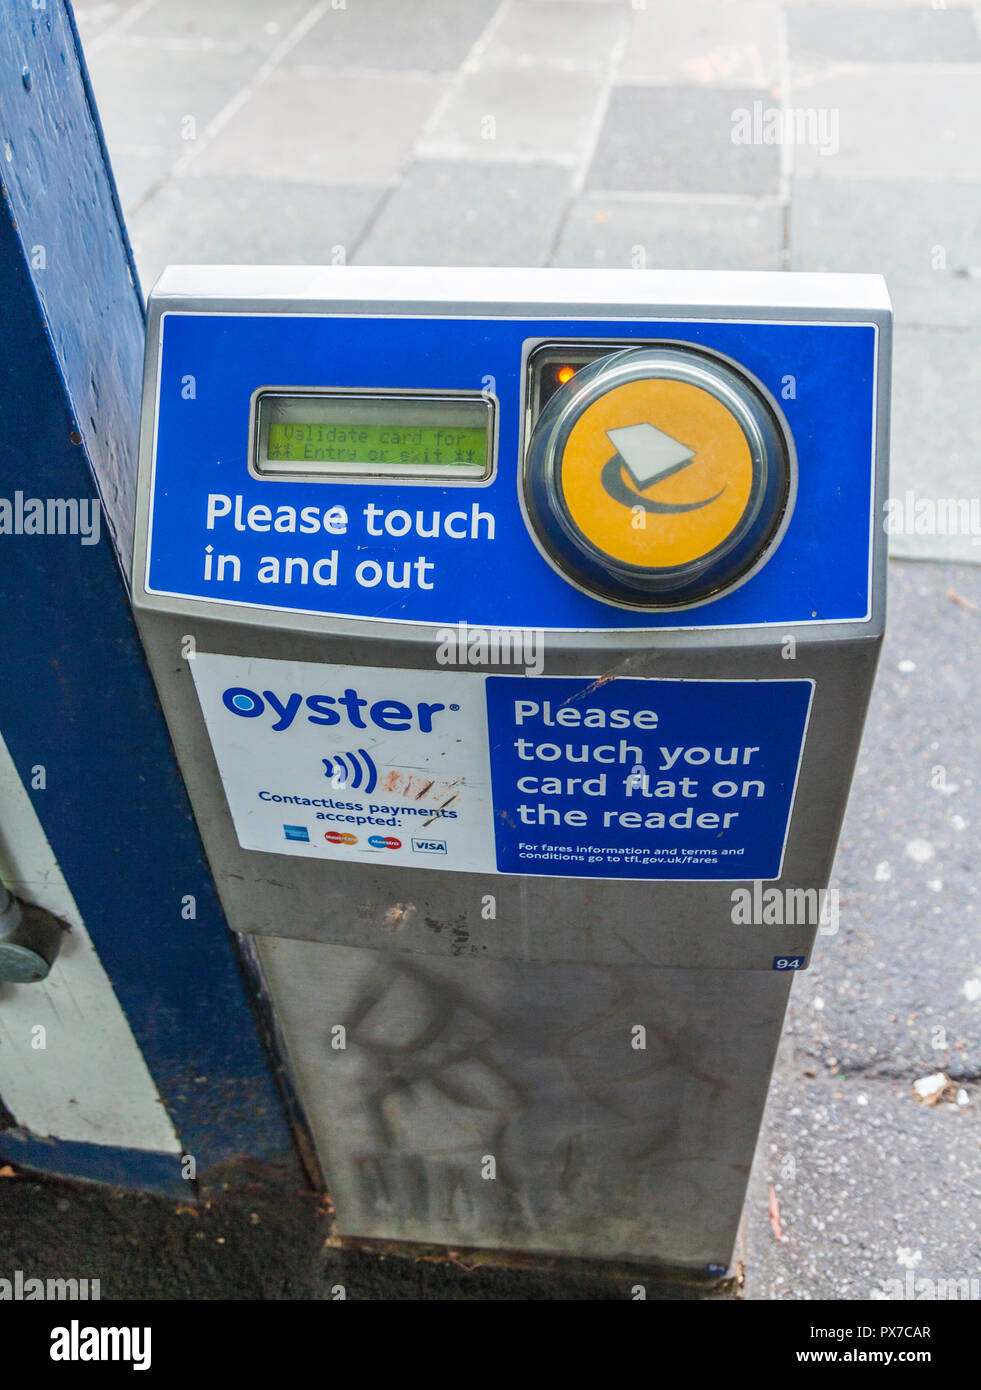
[
  {"x1": 587, "y1": 86, "x2": 782, "y2": 194},
  {"x1": 73, "y1": 1, "x2": 135, "y2": 44},
  {"x1": 191, "y1": 69, "x2": 447, "y2": 184},
  {"x1": 782, "y1": 0, "x2": 974, "y2": 6},
  {"x1": 129, "y1": 175, "x2": 384, "y2": 292},
  {"x1": 104, "y1": 147, "x2": 177, "y2": 217},
  {"x1": 787, "y1": 4, "x2": 981, "y2": 62},
  {"x1": 353, "y1": 160, "x2": 572, "y2": 266},
  {"x1": 618, "y1": 0, "x2": 784, "y2": 87},
  {"x1": 477, "y1": 0, "x2": 626, "y2": 71},
  {"x1": 418, "y1": 65, "x2": 604, "y2": 163},
  {"x1": 888, "y1": 325, "x2": 981, "y2": 563},
  {"x1": 124, "y1": 0, "x2": 315, "y2": 53},
  {"x1": 552, "y1": 194, "x2": 784, "y2": 269},
  {"x1": 790, "y1": 70, "x2": 981, "y2": 181},
  {"x1": 791, "y1": 178, "x2": 981, "y2": 328},
  {"x1": 84, "y1": 38, "x2": 261, "y2": 166},
  {"x1": 280, "y1": 0, "x2": 500, "y2": 72}
]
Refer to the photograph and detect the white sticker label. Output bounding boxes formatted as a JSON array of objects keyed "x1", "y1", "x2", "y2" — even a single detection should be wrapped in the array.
[{"x1": 190, "y1": 653, "x2": 493, "y2": 871}]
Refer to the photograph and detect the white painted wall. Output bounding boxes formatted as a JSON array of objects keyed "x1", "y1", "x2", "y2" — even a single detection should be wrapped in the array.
[{"x1": 0, "y1": 728, "x2": 181, "y2": 1153}]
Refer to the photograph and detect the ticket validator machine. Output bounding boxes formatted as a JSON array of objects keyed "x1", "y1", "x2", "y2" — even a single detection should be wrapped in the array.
[{"x1": 132, "y1": 268, "x2": 889, "y2": 1272}]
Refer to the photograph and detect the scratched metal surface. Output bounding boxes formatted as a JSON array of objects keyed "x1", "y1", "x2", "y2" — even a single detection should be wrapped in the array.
[{"x1": 257, "y1": 935, "x2": 793, "y2": 1266}]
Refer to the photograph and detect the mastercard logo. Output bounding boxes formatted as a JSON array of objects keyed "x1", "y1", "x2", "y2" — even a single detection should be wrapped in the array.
[{"x1": 324, "y1": 831, "x2": 357, "y2": 846}]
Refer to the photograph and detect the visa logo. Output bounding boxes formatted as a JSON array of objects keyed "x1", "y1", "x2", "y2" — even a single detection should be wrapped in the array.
[{"x1": 411, "y1": 838, "x2": 447, "y2": 855}]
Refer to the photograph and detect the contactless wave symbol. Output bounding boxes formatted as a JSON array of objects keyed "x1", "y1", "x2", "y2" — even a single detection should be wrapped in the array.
[{"x1": 322, "y1": 749, "x2": 378, "y2": 794}]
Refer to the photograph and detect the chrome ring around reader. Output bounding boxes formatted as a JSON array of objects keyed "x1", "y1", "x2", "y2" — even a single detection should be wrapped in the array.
[{"x1": 522, "y1": 344, "x2": 797, "y2": 610}]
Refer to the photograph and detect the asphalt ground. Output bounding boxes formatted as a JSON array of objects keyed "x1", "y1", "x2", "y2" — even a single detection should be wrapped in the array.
[{"x1": 744, "y1": 559, "x2": 981, "y2": 1299}]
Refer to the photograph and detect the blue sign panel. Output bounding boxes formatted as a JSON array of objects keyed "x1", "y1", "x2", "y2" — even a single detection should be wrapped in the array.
[
  {"x1": 145, "y1": 313, "x2": 877, "y2": 629},
  {"x1": 485, "y1": 676, "x2": 813, "y2": 879}
]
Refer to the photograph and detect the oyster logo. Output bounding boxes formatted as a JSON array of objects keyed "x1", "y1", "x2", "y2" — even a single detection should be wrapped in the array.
[
  {"x1": 221, "y1": 686, "x2": 446, "y2": 733},
  {"x1": 602, "y1": 423, "x2": 724, "y2": 514}
]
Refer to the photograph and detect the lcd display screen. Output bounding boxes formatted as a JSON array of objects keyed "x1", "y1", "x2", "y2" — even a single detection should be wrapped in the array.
[{"x1": 254, "y1": 391, "x2": 495, "y2": 481}]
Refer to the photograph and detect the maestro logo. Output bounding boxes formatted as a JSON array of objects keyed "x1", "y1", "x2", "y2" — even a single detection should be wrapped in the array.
[
  {"x1": 368, "y1": 835, "x2": 401, "y2": 850},
  {"x1": 559, "y1": 377, "x2": 755, "y2": 569}
]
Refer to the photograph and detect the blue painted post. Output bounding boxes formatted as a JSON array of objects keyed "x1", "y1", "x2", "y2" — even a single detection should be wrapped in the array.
[{"x1": 0, "y1": 2, "x2": 300, "y2": 1191}]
